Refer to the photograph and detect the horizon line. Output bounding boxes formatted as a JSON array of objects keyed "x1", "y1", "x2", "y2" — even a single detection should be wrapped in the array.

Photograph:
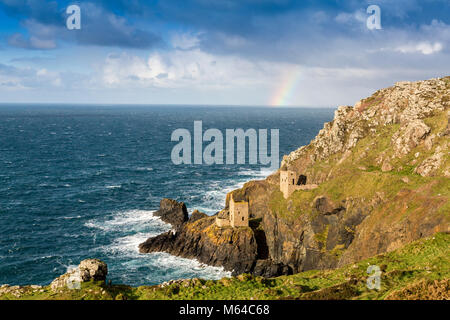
[{"x1": 0, "y1": 102, "x2": 336, "y2": 109}]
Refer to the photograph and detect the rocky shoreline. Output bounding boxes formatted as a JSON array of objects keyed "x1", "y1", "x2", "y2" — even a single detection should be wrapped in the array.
[{"x1": 139, "y1": 198, "x2": 292, "y2": 277}]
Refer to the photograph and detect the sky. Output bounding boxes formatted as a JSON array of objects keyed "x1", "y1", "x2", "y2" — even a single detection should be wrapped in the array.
[{"x1": 0, "y1": 0, "x2": 449, "y2": 107}]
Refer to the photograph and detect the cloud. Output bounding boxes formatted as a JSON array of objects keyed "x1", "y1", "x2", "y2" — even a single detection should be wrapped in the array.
[
  {"x1": 1, "y1": 1, "x2": 449, "y2": 105},
  {"x1": 1, "y1": 0, "x2": 163, "y2": 49},
  {"x1": 101, "y1": 49, "x2": 277, "y2": 89},
  {"x1": 0, "y1": 62, "x2": 57, "y2": 88},
  {"x1": 0, "y1": 0, "x2": 63, "y2": 25},
  {"x1": 171, "y1": 32, "x2": 201, "y2": 50},
  {"x1": 335, "y1": 10, "x2": 366, "y2": 25},
  {"x1": 0, "y1": 61, "x2": 95, "y2": 90},
  {"x1": 71, "y1": 3, "x2": 162, "y2": 49},
  {"x1": 9, "y1": 56, "x2": 55, "y2": 64},
  {"x1": 8, "y1": 32, "x2": 57, "y2": 49},
  {"x1": 395, "y1": 42, "x2": 443, "y2": 55}
]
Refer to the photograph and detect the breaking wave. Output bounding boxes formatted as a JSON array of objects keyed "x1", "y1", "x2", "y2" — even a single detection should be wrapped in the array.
[{"x1": 85, "y1": 209, "x2": 230, "y2": 285}]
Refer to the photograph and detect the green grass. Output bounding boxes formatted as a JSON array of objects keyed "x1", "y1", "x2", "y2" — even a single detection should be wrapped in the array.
[
  {"x1": 1, "y1": 233, "x2": 448, "y2": 300},
  {"x1": 270, "y1": 107, "x2": 448, "y2": 222}
]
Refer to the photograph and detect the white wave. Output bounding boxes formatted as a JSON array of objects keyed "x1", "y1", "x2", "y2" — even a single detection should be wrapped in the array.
[
  {"x1": 103, "y1": 232, "x2": 163, "y2": 256},
  {"x1": 107, "y1": 249, "x2": 231, "y2": 284},
  {"x1": 105, "y1": 185, "x2": 121, "y2": 189},
  {"x1": 66, "y1": 264, "x2": 78, "y2": 273},
  {"x1": 94, "y1": 211, "x2": 231, "y2": 284},
  {"x1": 85, "y1": 209, "x2": 169, "y2": 232},
  {"x1": 136, "y1": 167, "x2": 153, "y2": 171},
  {"x1": 145, "y1": 252, "x2": 231, "y2": 279},
  {"x1": 38, "y1": 255, "x2": 57, "y2": 260},
  {"x1": 58, "y1": 215, "x2": 82, "y2": 220}
]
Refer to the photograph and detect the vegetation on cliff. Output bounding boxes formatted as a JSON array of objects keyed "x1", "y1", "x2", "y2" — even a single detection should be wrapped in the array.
[
  {"x1": 137, "y1": 77, "x2": 449, "y2": 279},
  {"x1": 1, "y1": 233, "x2": 448, "y2": 300},
  {"x1": 230, "y1": 77, "x2": 449, "y2": 274}
]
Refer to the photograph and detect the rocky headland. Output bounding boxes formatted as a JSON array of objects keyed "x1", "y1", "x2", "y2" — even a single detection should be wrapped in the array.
[{"x1": 140, "y1": 76, "x2": 449, "y2": 277}]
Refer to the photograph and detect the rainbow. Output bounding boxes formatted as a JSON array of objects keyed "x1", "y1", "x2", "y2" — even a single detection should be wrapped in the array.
[{"x1": 269, "y1": 66, "x2": 303, "y2": 107}]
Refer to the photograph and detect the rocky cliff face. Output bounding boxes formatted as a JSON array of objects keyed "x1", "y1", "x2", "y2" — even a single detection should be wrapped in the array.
[
  {"x1": 153, "y1": 198, "x2": 189, "y2": 229},
  {"x1": 140, "y1": 77, "x2": 449, "y2": 277},
  {"x1": 139, "y1": 200, "x2": 291, "y2": 276},
  {"x1": 271, "y1": 77, "x2": 449, "y2": 271},
  {"x1": 139, "y1": 216, "x2": 258, "y2": 275}
]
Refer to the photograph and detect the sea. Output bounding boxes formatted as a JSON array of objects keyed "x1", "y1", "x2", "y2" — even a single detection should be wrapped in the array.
[{"x1": 0, "y1": 105, "x2": 334, "y2": 286}]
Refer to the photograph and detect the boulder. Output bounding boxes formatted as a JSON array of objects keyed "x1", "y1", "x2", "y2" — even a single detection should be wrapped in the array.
[
  {"x1": 154, "y1": 198, "x2": 189, "y2": 229},
  {"x1": 50, "y1": 259, "x2": 107, "y2": 290},
  {"x1": 414, "y1": 151, "x2": 444, "y2": 177},
  {"x1": 391, "y1": 119, "x2": 430, "y2": 157}
]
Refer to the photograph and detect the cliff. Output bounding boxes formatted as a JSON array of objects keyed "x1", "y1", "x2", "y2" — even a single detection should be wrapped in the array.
[
  {"x1": 140, "y1": 76, "x2": 449, "y2": 277},
  {"x1": 139, "y1": 204, "x2": 290, "y2": 276},
  {"x1": 260, "y1": 76, "x2": 449, "y2": 272},
  {"x1": 2, "y1": 233, "x2": 449, "y2": 300}
]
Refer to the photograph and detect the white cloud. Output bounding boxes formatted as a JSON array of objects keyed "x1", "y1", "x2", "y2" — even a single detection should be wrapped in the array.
[
  {"x1": 171, "y1": 32, "x2": 202, "y2": 50},
  {"x1": 101, "y1": 48, "x2": 276, "y2": 89},
  {"x1": 335, "y1": 10, "x2": 366, "y2": 25},
  {"x1": 395, "y1": 42, "x2": 443, "y2": 55}
]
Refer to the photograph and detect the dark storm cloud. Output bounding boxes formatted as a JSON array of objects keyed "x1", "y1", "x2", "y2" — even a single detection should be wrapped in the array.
[{"x1": 0, "y1": 0, "x2": 163, "y2": 49}]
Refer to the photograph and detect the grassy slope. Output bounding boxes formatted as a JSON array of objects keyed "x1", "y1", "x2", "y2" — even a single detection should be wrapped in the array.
[
  {"x1": 1, "y1": 232, "x2": 448, "y2": 300},
  {"x1": 270, "y1": 109, "x2": 449, "y2": 228}
]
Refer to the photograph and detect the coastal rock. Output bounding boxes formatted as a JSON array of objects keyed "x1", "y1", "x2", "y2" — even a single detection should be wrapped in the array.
[
  {"x1": 252, "y1": 260, "x2": 293, "y2": 278},
  {"x1": 154, "y1": 198, "x2": 189, "y2": 229},
  {"x1": 139, "y1": 216, "x2": 259, "y2": 275},
  {"x1": 444, "y1": 111, "x2": 450, "y2": 136},
  {"x1": 391, "y1": 120, "x2": 430, "y2": 157},
  {"x1": 424, "y1": 134, "x2": 436, "y2": 151},
  {"x1": 50, "y1": 259, "x2": 107, "y2": 290},
  {"x1": 314, "y1": 196, "x2": 336, "y2": 214},
  {"x1": 414, "y1": 151, "x2": 444, "y2": 177},
  {"x1": 189, "y1": 209, "x2": 208, "y2": 223}
]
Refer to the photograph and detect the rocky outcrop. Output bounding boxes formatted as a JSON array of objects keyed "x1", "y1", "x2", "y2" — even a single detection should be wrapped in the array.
[
  {"x1": 271, "y1": 77, "x2": 449, "y2": 271},
  {"x1": 189, "y1": 209, "x2": 208, "y2": 223},
  {"x1": 139, "y1": 212, "x2": 291, "y2": 277},
  {"x1": 282, "y1": 77, "x2": 448, "y2": 170},
  {"x1": 153, "y1": 198, "x2": 189, "y2": 229},
  {"x1": 444, "y1": 111, "x2": 450, "y2": 136},
  {"x1": 140, "y1": 77, "x2": 449, "y2": 278},
  {"x1": 391, "y1": 120, "x2": 430, "y2": 157},
  {"x1": 414, "y1": 148, "x2": 445, "y2": 177},
  {"x1": 140, "y1": 216, "x2": 257, "y2": 275},
  {"x1": 50, "y1": 259, "x2": 108, "y2": 290}
]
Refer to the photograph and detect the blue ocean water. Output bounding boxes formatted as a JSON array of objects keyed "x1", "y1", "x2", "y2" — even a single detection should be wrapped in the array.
[{"x1": 0, "y1": 105, "x2": 334, "y2": 286}]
